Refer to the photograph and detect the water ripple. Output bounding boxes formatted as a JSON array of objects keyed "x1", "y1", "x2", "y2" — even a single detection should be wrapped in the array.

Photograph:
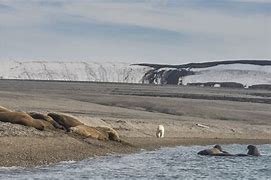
[{"x1": 0, "y1": 144, "x2": 270, "y2": 180}]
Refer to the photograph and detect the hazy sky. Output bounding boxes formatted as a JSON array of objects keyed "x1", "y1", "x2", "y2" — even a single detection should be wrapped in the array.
[{"x1": 0, "y1": 0, "x2": 270, "y2": 64}]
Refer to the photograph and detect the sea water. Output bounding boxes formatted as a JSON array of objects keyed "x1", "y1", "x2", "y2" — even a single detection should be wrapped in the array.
[{"x1": 0, "y1": 144, "x2": 270, "y2": 180}]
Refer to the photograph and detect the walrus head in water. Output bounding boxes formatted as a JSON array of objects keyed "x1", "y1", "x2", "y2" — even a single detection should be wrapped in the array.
[
  {"x1": 214, "y1": 145, "x2": 222, "y2": 151},
  {"x1": 247, "y1": 145, "x2": 261, "y2": 156},
  {"x1": 213, "y1": 144, "x2": 231, "y2": 154},
  {"x1": 197, "y1": 145, "x2": 223, "y2": 155}
]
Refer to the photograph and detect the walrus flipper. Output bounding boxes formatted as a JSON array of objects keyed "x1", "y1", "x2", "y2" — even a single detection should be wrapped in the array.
[
  {"x1": 235, "y1": 154, "x2": 249, "y2": 157},
  {"x1": 212, "y1": 153, "x2": 235, "y2": 156}
]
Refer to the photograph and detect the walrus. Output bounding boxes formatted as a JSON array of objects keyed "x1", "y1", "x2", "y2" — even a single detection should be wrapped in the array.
[
  {"x1": 96, "y1": 126, "x2": 121, "y2": 142},
  {"x1": 28, "y1": 112, "x2": 64, "y2": 130},
  {"x1": 197, "y1": 145, "x2": 225, "y2": 155},
  {"x1": 35, "y1": 119, "x2": 55, "y2": 130},
  {"x1": 0, "y1": 112, "x2": 44, "y2": 130},
  {"x1": 47, "y1": 112, "x2": 84, "y2": 130},
  {"x1": 0, "y1": 105, "x2": 12, "y2": 112},
  {"x1": 202, "y1": 145, "x2": 237, "y2": 156},
  {"x1": 69, "y1": 125, "x2": 108, "y2": 141},
  {"x1": 213, "y1": 144, "x2": 231, "y2": 154},
  {"x1": 236, "y1": 145, "x2": 261, "y2": 156}
]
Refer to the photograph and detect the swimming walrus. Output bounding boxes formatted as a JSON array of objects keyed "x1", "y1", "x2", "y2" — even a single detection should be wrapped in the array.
[
  {"x1": 198, "y1": 144, "x2": 261, "y2": 157},
  {"x1": 47, "y1": 112, "x2": 84, "y2": 130},
  {"x1": 96, "y1": 126, "x2": 121, "y2": 142},
  {"x1": 197, "y1": 145, "x2": 228, "y2": 156},
  {"x1": 0, "y1": 111, "x2": 44, "y2": 130},
  {"x1": 28, "y1": 112, "x2": 64, "y2": 130},
  {"x1": 236, "y1": 145, "x2": 261, "y2": 156},
  {"x1": 69, "y1": 125, "x2": 108, "y2": 141}
]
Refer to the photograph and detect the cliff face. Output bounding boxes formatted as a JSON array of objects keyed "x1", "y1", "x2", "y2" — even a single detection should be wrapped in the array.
[
  {"x1": 1, "y1": 60, "x2": 271, "y2": 88},
  {"x1": 0, "y1": 61, "x2": 151, "y2": 83}
]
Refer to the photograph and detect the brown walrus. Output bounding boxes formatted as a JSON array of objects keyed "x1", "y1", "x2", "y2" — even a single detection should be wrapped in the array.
[
  {"x1": 69, "y1": 125, "x2": 108, "y2": 141},
  {"x1": 35, "y1": 119, "x2": 55, "y2": 130},
  {"x1": 28, "y1": 112, "x2": 64, "y2": 130},
  {"x1": 96, "y1": 126, "x2": 121, "y2": 142},
  {"x1": 197, "y1": 145, "x2": 226, "y2": 155},
  {"x1": 47, "y1": 112, "x2": 84, "y2": 130},
  {"x1": 0, "y1": 105, "x2": 12, "y2": 112},
  {"x1": 0, "y1": 111, "x2": 44, "y2": 130},
  {"x1": 236, "y1": 145, "x2": 261, "y2": 156}
]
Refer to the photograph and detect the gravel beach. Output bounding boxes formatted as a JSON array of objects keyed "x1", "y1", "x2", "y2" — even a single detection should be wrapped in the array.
[{"x1": 0, "y1": 80, "x2": 270, "y2": 167}]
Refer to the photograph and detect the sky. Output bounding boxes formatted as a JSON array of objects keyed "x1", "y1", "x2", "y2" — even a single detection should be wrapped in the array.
[{"x1": 0, "y1": 0, "x2": 270, "y2": 64}]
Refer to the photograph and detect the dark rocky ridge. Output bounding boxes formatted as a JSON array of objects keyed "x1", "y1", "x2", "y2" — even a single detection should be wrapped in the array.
[
  {"x1": 187, "y1": 82, "x2": 244, "y2": 88},
  {"x1": 142, "y1": 69, "x2": 194, "y2": 85},
  {"x1": 135, "y1": 60, "x2": 271, "y2": 69}
]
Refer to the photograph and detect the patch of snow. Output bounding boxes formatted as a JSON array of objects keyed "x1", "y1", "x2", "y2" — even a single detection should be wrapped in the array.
[{"x1": 213, "y1": 84, "x2": 221, "y2": 88}]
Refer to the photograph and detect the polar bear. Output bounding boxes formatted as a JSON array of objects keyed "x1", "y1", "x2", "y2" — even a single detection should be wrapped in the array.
[{"x1": 156, "y1": 125, "x2": 164, "y2": 138}]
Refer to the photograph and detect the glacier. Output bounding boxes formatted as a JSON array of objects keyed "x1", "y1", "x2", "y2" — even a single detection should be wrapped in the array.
[
  {"x1": 0, "y1": 61, "x2": 151, "y2": 83},
  {"x1": 1, "y1": 60, "x2": 271, "y2": 88}
]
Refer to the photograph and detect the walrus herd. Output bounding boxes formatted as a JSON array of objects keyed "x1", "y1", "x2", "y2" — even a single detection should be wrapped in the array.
[
  {"x1": 198, "y1": 144, "x2": 261, "y2": 157},
  {"x1": 0, "y1": 105, "x2": 121, "y2": 142}
]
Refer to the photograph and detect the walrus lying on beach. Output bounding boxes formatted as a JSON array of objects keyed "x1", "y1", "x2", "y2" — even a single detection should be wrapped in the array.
[
  {"x1": 28, "y1": 112, "x2": 64, "y2": 130},
  {"x1": 96, "y1": 126, "x2": 121, "y2": 142},
  {"x1": 69, "y1": 125, "x2": 108, "y2": 141},
  {"x1": 47, "y1": 112, "x2": 84, "y2": 130},
  {"x1": 0, "y1": 112, "x2": 44, "y2": 130},
  {"x1": 35, "y1": 119, "x2": 55, "y2": 130}
]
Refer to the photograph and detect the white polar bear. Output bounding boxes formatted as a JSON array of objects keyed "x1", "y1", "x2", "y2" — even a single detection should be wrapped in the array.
[{"x1": 156, "y1": 125, "x2": 164, "y2": 138}]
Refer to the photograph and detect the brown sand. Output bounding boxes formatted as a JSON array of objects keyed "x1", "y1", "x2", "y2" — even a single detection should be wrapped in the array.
[{"x1": 0, "y1": 80, "x2": 270, "y2": 167}]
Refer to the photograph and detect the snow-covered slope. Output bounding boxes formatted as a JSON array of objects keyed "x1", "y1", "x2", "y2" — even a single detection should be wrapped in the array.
[
  {"x1": 1, "y1": 60, "x2": 271, "y2": 88},
  {"x1": 0, "y1": 61, "x2": 151, "y2": 83},
  {"x1": 182, "y1": 64, "x2": 271, "y2": 87}
]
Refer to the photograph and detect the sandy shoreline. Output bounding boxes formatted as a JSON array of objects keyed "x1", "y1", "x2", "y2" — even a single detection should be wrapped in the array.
[
  {"x1": 0, "y1": 80, "x2": 271, "y2": 167},
  {"x1": 0, "y1": 135, "x2": 270, "y2": 167}
]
